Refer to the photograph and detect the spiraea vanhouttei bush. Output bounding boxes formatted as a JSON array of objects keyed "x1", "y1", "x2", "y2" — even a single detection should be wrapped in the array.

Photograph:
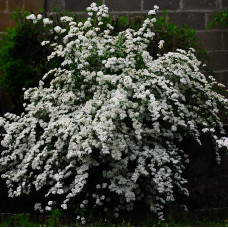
[{"x1": 0, "y1": 3, "x2": 228, "y2": 220}]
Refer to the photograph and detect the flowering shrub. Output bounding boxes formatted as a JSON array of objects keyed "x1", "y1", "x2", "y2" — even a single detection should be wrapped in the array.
[{"x1": 0, "y1": 3, "x2": 228, "y2": 219}]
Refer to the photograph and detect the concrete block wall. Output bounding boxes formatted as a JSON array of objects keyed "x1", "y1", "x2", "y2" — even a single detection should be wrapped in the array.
[{"x1": 0, "y1": 0, "x2": 227, "y2": 87}]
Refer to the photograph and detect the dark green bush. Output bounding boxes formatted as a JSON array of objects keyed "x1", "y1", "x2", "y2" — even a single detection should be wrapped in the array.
[
  {"x1": 0, "y1": 10, "x2": 57, "y2": 114},
  {"x1": 0, "y1": 9, "x2": 208, "y2": 114},
  {"x1": 208, "y1": 8, "x2": 228, "y2": 28}
]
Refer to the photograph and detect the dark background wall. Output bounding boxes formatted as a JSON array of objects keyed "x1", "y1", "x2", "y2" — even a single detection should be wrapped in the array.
[{"x1": 0, "y1": 0, "x2": 228, "y2": 87}]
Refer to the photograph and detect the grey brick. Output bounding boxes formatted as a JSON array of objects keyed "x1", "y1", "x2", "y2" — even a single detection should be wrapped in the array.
[
  {"x1": 24, "y1": 0, "x2": 43, "y2": 12},
  {"x1": 196, "y1": 31, "x2": 223, "y2": 50},
  {"x1": 65, "y1": 0, "x2": 101, "y2": 12},
  {"x1": 223, "y1": 31, "x2": 228, "y2": 50},
  {"x1": 0, "y1": 0, "x2": 6, "y2": 11},
  {"x1": 8, "y1": 0, "x2": 23, "y2": 11},
  {"x1": 222, "y1": 0, "x2": 228, "y2": 8},
  {"x1": 0, "y1": 12, "x2": 15, "y2": 32},
  {"x1": 105, "y1": 0, "x2": 141, "y2": 11},
  {"x1": 108, "y1": 11, "x2": 164, "y2": 23},
  {"x1": 144, "y1": 0, "x2": 180, "y2": 11},
  {"x1": 167, "y1": 12, "x2": 205, "y2": 30},
  {"x1": 183, "y1": 0, "x2": 220, "y2": 10},
  {"x1": 47, "y1": 0, "x2": 63, "y2": 12},
  {"x1": 49, "y1": 12, "x2": 88, "y2": 21},
  {"x1": 207, "y1": 50, "x2": 228, "y2": 71}
]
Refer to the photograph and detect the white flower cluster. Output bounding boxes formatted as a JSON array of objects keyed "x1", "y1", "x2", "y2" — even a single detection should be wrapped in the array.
[
  {"x1": 76, "y1": 215, "x2": 86, "y2": 225},
  {"x1": 1, "y1": 3, "x2": 228, "y2": 220}
]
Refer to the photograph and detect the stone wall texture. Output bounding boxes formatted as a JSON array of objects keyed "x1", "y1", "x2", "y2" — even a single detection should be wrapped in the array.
[{"x1": 0, "y1": 0, "x2": 228, "y2": 88}]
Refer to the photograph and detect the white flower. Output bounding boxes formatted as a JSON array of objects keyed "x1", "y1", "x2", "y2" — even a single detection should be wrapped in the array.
[
  {"x1": 54, "y1": 26, "x2": 62, "y2": 33},
  {"x1": 84, "y1": 21, "x2": 91, "y2": 28},
  {"x1": 61, "y1": 203, "x2": 67, "y2": 210},
  {"x1": 114, "y1": 213, "x2": 119, "y2": 218},
  {"x1": 43, "y1": 18, "x2": 53, "y2": 25},
  {"x1": 45, "y1": 206, "x2": 51, "y2": 211},
  {"x1": 34, "y1": 203, "x2": 42, "y2": 212},
  {"x1": 148, "y1": 9, "x2": 156, "y2": 15},
  {"x1": 41, "y1": 41, "x2": 50, "y2": 46},
  {"x1": 154, "y1": 5, "x2": 159, "y2": 10},
  {"x1": 48, "y1": 201, "x2": 54, "y2": 206},
  {"x1": 81, "y1": 217, "x2": 86, "y2": 225},
  {"x1": 37, "y1": 14, "x2": 42, "y2": 20},
  {"x1": 26, "y1": 14, "x2": 36, "y2": 20},
  {"x1": 158, "y1": 40, "x2": 164, "y2": 49}
]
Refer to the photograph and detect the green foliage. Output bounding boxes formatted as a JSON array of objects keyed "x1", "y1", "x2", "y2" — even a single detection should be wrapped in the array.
[
  {"x1": 0, "y1": 211, "x2": 62, "y2": 227},
  {"x1": 208, "y1": 8, "x2": 228, "y2": 28},
  {"x1": 0, "y1": 10, "x2": 57, "y2": 114},
  {"x1": 1, "y1": 211, "x2": 228, "y2": 227},
  {"x1": 46, "y1": 209, "x2": 63, "y2": 227},
  {"x1": 0, "y1": 213, "x2": 39, "y2": 227}
]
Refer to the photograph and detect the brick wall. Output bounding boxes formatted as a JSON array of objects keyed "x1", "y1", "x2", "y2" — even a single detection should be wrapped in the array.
[{"x1": 0, "y1": 0, "x2": 228, "y2": 84}]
